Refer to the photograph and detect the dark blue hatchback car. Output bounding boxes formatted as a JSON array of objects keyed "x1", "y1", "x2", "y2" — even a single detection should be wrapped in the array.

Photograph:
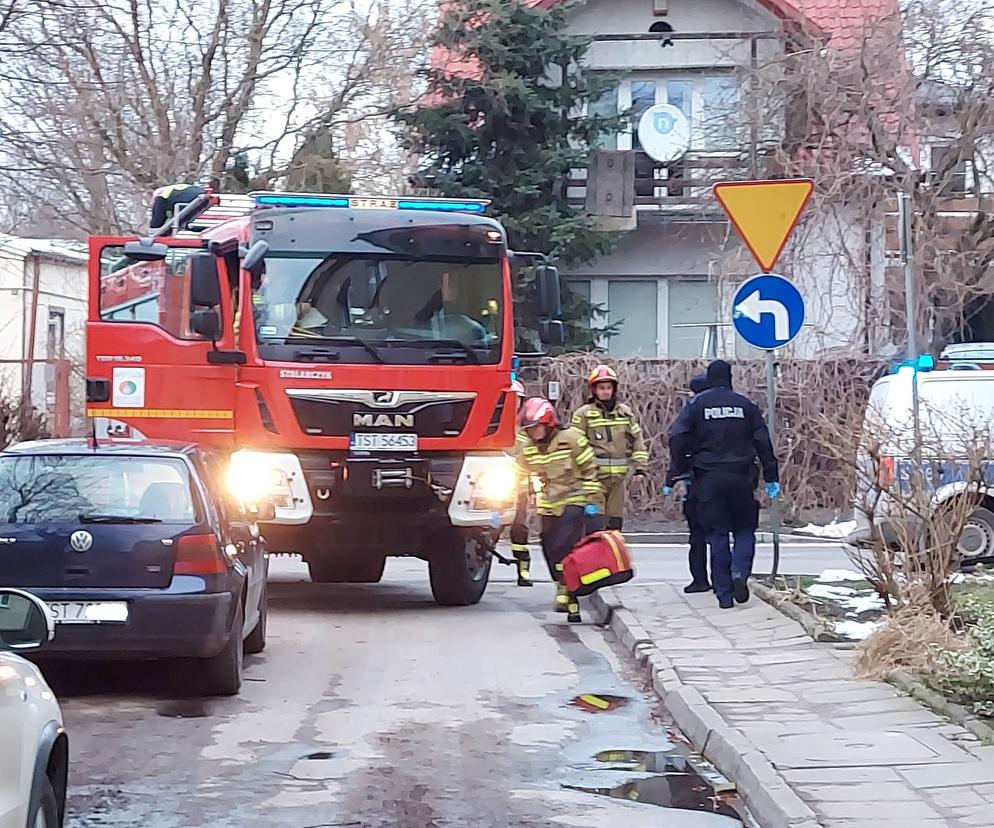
[{"x1": 0, "y1": 440, "x2": 269, "y2": 695}]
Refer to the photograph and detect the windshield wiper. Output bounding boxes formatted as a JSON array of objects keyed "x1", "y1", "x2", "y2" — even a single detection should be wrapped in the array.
[
  {"x1": 286, "y1": 335, "x2": 384, "y2": 364},
  {"x1": 396, "y1": 338, "x2": 481, "y2": 364},
  {"x1": 79, "y1": 514, "x2": 163, "y2": 524}
]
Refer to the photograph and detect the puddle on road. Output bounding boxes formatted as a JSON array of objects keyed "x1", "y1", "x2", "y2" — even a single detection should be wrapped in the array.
[
  {"x1": 155, "y1": 700, "x2": 214, "y2": 719},
  {"x1": 569, "y1": 693, "x2": 629, "y2": 713},
  {"x1": 303, "y1": 751, "x2": 334, "y2": 760},
  {"x1": 563, "y1": 747, "x2": 744, "y2": 822}
]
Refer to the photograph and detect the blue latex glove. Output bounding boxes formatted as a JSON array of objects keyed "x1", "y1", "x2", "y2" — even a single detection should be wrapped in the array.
[
  {"x1": 584, "y1": 503, "x2": 601, "y2": 517},
  {"x1": 489, "y1": 512, "x2": 501, "y2": 529},
  {"x1": 662, "y1": 486, "x2": 673, "y2": 497},
  {"x1": 766, "y1": 482, "x2": 781, "y2": 500}
]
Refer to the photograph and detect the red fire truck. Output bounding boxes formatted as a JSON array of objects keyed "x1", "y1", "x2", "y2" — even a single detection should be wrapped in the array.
[{"x1": 86, "y1": 190, "x2": 564, "y2": 605}]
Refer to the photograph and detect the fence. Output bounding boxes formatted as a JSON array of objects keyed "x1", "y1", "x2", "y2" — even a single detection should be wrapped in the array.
[{"x1": 527, "y1": 354, "x2": 889, "y2": 521}]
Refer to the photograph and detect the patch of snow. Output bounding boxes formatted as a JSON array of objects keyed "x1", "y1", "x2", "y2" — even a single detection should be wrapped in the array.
[
  {"x1": 816, "y1": 569, "x2": 869, "y2": 583},
  {"x1": 834, "y1": 620, "x2": 882, "y2": 640},
  {"x1": 797, "y1": 520, "x2": 858, "y2": 540},
  {"x1": 845, "y1": 594, "x2": 887, "y2": 614},
  {"x1": 806, "y1": 584, "x2": 858, "y2": 600}
]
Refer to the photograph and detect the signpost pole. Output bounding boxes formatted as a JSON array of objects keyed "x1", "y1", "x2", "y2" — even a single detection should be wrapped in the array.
[{"x1": 766, "y1": 349, "x2": 781, "y2": 577}]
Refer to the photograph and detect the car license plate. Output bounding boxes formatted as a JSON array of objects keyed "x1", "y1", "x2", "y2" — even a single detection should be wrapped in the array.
[
  {"x1": 350, "y1": 433, "x2": 418, "y2": 452},
  {"x1": 48, "y1": 601, "x2": 128, "y2": 624}
]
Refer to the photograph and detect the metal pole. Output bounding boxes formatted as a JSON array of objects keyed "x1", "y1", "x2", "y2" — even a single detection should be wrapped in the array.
[
  {"x1": 898, "y1": 192, "x2": 917, "y2": 357},
  {"x1": 766, "y1": 349, "x2": 782, "y2": 577}
]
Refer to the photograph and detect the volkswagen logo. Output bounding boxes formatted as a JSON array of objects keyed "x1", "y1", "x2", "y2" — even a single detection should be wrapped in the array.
[{"x1": 69, "y1": 530, "x2": 93, "y2": 553}]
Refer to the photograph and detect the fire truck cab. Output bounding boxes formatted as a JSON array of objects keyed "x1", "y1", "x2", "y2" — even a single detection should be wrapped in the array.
[{"x1": 86, "y1": 191, "x2": 564, "y2": 606}]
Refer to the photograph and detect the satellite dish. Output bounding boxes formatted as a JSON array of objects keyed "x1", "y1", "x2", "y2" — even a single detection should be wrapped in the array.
[{"x1": 637, "y1": 104, "x2": 691, "y2": 164}]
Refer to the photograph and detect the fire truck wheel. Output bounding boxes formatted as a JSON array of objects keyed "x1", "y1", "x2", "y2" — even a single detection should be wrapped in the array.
[
  {"x1": 307, "y1": 557, "x2": 386, "y2": 583},
  {"x1": 428, "y1": 529, "x2": 492, "y2": 606}
]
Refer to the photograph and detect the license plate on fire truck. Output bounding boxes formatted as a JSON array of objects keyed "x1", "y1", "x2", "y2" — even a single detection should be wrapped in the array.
[{"x1": 350, "y1": 433, "x2": 418, "y2": 452}]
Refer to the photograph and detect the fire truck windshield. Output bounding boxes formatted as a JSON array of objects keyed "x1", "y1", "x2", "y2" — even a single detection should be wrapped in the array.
[{"x1": 252, "y1": 255, "x2": 504, "y2": 365}]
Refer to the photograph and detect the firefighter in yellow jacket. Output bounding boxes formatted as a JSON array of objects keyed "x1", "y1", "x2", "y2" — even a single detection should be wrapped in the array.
[
  {"x1": 515, "y1": 397, "x2": 604, "y2": 622},
  {"x1": 571, "y1": 365, "x2": 649, "y2": 531},
  {"x1": 507, "y1": 380, "x2": 533, "y2": 587}
]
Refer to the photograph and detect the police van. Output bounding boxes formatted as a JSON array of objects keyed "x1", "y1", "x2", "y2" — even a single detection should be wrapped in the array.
[{"x1": 849, "y1": 351, "x2": 994, "y2": 562}]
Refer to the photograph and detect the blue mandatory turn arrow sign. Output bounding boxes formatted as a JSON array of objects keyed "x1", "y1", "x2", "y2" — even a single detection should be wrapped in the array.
[{"x1": 732, "y1": 274, "x2": 805, "y2": 350}]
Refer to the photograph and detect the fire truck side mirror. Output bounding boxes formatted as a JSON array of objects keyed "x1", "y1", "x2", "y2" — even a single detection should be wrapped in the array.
[
  {"x1": 189, "y1": 253, "x2": 222, "y2": 308},
  {"x1": 241, "y1": 240, "x2": 269, "y2": 277},
  {"x1": 123, "y1": 238, "x2": 168, "y2": 262},
  {"x1": 535, "y1": 265, "x2": 562, "y2": 318},
  {"x1": 190, "y1": 309, "x2": 221, "y2": 342},
  {"x1": 539, "y1": 319, "x2": 566, "y2": 347}
]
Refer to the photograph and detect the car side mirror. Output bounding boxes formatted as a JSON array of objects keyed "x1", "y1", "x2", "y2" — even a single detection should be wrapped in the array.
[
  {"x1": 535, "y1": 265, "x2": 562, "y2": 318},
  {"x1": 123, "y1": 238, "x2": 169, "y2": 262},
  {"x1": 191, "y1": 308, "x2": 221, "y2": 341},
  {"x1": 229, "y1": 522, "x2": 256, "y2": 544},
  {"x1": 250, "y1": 501, "x2": 277, "y2": 522},
  {"x1": 189, "y1": 253, "x2": 222, "y2": 308},
  {"x1": 0, "y1": 589, "x2": 54, "y2": 651}
]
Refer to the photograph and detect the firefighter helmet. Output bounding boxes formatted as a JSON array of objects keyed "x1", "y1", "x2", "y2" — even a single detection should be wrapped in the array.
[
  {"x1": 519, "y1": 397, "x2": 559, "y2": 429},
  {"x1": 510, "y1": 379, "x2": 526, "y2": 398},
  {"x1": 587, "y1": 364, "x2": 619, "y2": 392}
]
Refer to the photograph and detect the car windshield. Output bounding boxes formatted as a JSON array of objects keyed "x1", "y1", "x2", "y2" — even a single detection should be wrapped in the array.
[
  {"x1": 0, "y1": 455, "x2": 200, "y2": 524},
  {"x1": 252, "y1": 255, "x2": 503, "y2": 364}
]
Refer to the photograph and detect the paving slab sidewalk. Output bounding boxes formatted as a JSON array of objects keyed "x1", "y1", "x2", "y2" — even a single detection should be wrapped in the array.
[{"x1": 592, "y1": 583, "x2": 994, "y2": 828}]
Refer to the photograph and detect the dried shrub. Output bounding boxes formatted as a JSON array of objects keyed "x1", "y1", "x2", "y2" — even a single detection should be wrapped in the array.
[
  {"x1": 0, "y1": 395, "x2": 49, "y2": 448},
  {"x1": 854, "y1": 608, "x2": 966, "y2": 679},
  {"x1": 528, "y1": 354, "x2": 888, "y2": 520}
]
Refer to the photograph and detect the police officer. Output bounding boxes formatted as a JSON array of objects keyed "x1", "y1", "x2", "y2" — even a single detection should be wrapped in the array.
[
  {"x1": 516, "y1": 397, "x2": 603, "y2": 622},
  {"x1": 571, "y1": 365, "x2": 649, "y2": 531},
  {"x1": 664, "y1": 374, "x2": 712, "y2": 594},
  {"x1": 507, "y1": 380, "x2": 534, "y2": 587},
  {"x1": 667, "y1": 360, "x2": 780, "y2": 609}
]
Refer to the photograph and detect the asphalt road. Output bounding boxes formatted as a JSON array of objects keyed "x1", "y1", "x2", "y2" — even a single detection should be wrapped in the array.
[{"x1": 44, "y1": 542, "x2": 845, "y2": 827}]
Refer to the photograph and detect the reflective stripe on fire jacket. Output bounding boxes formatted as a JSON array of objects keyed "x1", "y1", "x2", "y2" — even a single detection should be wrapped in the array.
[
  {"x1": 515, "y1": 427, "x2": 604, "y2": 516},
  {"x1": 571, "y1": 402, "x2": 649, "y2": 474}
]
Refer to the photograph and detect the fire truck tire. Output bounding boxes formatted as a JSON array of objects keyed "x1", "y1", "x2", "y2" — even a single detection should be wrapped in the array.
[
  {"x1": 200, "y1": 602, "x2": 243, "y2": 696},
  {"x1": 307, "y1": 557, "x2": 386, "y2": 583},
  {"x1": 428, "y1": 529, "x2": 492, "y2": 606}
]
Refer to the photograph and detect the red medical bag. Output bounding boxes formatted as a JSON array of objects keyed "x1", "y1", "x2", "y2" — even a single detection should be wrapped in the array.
[{"x1": 562, "y1": 530, "x2": 634, "y2": 597}]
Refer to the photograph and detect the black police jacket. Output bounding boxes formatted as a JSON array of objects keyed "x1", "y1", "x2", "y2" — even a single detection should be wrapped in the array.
[{"x1": 667, "y1": 385, "x2": 779, "y2": 483}]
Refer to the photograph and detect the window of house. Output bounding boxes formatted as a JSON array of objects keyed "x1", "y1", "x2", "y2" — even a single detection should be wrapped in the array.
[
  {"x1": 608, "y1": 280, "x2": 658, "y2": 356},
  {"x1": 701, "y1": 76, "x2": 740, "y2": 150},
  {"x1": 589, "y1": 86, "x2": 619, "y2": 151},
  {"x1": 930, "y1": 145, "x2": 970, "y2": 195},
  {"x1": 668, "y1": 280, "x2": 718, "y2": 358},
  {"x1": 565, "y1": 279, "x2": 592, "y2": 329},
  {"x1": 630, "y1": 81, "x2": 657, "y2": 151},
  {"x1": 46, "y1": 309, "x2": 65, "y2": 359}
]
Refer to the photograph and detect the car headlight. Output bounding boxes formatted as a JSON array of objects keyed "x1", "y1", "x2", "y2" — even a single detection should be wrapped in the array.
[
  {"x1": 471, "y1": 462, "x2": 518, "y2": 510},
  {"x1": 227, "y1": 450, "x2": 294, "y2": 507}
]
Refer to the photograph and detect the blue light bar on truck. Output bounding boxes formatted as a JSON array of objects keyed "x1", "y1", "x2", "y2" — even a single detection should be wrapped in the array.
[{"x1": 251, "y1": 192, "x2": 490, "y2": 214}]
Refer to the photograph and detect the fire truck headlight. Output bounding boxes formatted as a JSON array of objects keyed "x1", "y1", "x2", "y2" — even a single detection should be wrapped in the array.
[
  {"x1": 227, "y1": 450, "x2": 293, "y2": 507},
  {"x1": 471, "y1": 462, "x2": 518, "y2": 510}
]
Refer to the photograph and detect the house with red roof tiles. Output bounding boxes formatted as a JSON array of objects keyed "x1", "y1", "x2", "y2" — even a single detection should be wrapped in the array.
[{"x1": 430, "y1": 0, "x2": 932, "y2": 358}]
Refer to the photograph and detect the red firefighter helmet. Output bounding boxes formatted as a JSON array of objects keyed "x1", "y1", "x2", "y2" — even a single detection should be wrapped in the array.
[
  {"x1": 519, "y1": 397, "x2": 559, "y2": 429},
  {"x1": 587, "y1": 364, "x2": 619, "y2": 392}
]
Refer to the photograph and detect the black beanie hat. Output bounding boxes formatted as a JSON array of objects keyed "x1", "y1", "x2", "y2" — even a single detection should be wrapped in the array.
[{"x1": 707, "y1": 360, "x2": 733, "y2": 388}]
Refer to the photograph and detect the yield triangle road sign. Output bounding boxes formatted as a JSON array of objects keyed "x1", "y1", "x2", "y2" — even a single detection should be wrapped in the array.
[{"x1": 714, "y1": 179, "x2": 814, "y2": 273}]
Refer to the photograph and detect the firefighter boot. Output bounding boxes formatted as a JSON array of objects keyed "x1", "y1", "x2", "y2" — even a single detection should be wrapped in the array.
[
  {"x1": 512, "y1": 546, "x2": 533, "y2": 588},
  {"x1": 554, "y1": 563, "x2": 569, "y2": 612},
  {"x1": 567, "y1": 595, "x2": 582, "y2": 624}
]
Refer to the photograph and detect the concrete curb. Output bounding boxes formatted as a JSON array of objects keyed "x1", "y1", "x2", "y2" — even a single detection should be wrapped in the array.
[
  {"x1": 889, "y1": 669, "x2": 994, "y2": 747},
  {"x1": 749, "y1": 581, "x2": 852, "y2": 646},
  {"x1": 590, "y1": 588, "x2": 821, "y2": 828}
]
